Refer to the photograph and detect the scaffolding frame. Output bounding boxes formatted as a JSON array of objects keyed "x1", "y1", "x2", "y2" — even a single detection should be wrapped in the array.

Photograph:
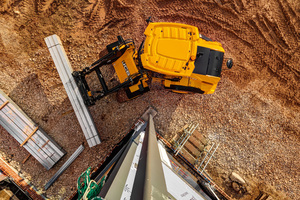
[{"x1": 174, "y1": 122, "x2": 199, "y2": 156}]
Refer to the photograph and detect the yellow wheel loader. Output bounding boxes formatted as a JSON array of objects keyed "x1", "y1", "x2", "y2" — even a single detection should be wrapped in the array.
[{"x1": 73, "y1": 19, "x2": 233, "y2": 106}]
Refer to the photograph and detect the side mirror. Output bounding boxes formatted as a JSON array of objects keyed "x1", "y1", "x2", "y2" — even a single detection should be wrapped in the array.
[
  {"x1": 226, "y1": 58, "x2": 233, "y2": 69},
  {"x1": 146, "y1": 16, "x2": 152, "y2": 24}
]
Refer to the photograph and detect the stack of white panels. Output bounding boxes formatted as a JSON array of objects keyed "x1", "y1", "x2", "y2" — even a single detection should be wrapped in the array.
[
  {"x1": 44, "y1": 35, "x2": 101, "y2": 147},
  {"x1": 0, "y1": 90, "x2": 66, "y2": 170}
]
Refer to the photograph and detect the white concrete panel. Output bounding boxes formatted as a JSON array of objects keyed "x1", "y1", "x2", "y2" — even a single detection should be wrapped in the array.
[
  {"x1": 158, "y1": 141, "x2": 172, "y2": 168},
  {"x1": 162, "y1": 163, "x2": 206, "y2": 200},
  {"x1": 45, "y1": 35, "x2": 101, "y2": 147}
]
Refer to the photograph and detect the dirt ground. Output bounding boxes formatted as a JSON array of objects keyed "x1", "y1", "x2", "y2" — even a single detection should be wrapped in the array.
[{"x1": 0, "y1": 0, "x2": 299, "y2": 199}]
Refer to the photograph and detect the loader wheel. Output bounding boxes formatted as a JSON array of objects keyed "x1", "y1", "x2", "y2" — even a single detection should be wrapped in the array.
[
  {"x1": 99, "y1": 49, "x2": 108, "y2": 59},
  {"x1": 116, "y1": 86, "x2": 150, "y2": 103},
  {"x1": 125, "y1": 86, "x2": 150, "y2": 100},
  {"x1": 116, "y1": 88, "x2": 130, "y2": 103},
  {"x1": 171, "y1": 90, "x2": 189, "y2": 94},
  {"x1": 166, "y1": 85, "x2": 205, "y2": 94}
]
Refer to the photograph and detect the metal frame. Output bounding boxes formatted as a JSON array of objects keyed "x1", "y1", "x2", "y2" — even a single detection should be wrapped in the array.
[
  {"x1": 71, "y1": 36, "x2": 145, "y2": 106},
  {"x1": 197, "y1": 143, "x2": 219, "y2": 173},
  {"x1": 174, "y1": 122, "x2": 199, "y2": 156}
]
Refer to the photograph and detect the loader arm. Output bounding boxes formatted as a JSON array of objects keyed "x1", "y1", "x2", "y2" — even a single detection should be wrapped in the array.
[
  {"x1": 72, "y1": 36, "x2": 149, "y2": 106},
  {"x1": 72, "y1": 37, "x2": 134, "y2": 106}
]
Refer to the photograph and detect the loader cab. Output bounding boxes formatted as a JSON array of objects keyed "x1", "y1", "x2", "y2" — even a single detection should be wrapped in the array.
[
  {"x1": 192, "y1": 32, "x2": 226, "y2": 78},
  {"x1": 141, "y1": 22, "x2": 228, "y2": 94},
  {"x1": 192, "y1": 46, "x2": 224, "y2": 77}
]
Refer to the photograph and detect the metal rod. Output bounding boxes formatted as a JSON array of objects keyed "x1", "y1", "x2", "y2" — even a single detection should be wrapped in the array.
[
  {"x1": 174, "y1": 127, "x2": 190, "y2": 154},
  {"x1": 190, "y1": 123, "x2": 199, "y2": 133},
  {"x1": 201, "y1": 143, "x2": 219, "y2": 173},
  {"x1": 175, "y1": 132, "x2": 190, "y2": 156},
  {"x1": 207, "y1": 184, "x2": 220, "y2": 200},
  {"x1": 45, "y1": 144, "x2": 85, "y2": 190},
  {"x1": 95, "y1": 68, "x2": 108, "y2": 93},
  {"x1": 174, "y1": 123, "x2": 199, "y2": 156},
  {"x1": 198, "y1": 143, "x2": 215, "y2": 171},
  {"x1": 175, "y1": 127, "x2": 188, "y2": 148}
]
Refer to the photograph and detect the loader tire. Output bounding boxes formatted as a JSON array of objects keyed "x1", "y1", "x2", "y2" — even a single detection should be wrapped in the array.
[
  {"x1": 116, "y1": 88, "x2": 130, "y2": 103},
  {"x1": 116, "y1": 86, "x2": 150, "y2": 103},
  {"x1": 166, "y1": 85, "x2": 205, "y2": 94},
  {"x1": 125, "y1": 86, "x2": 150, "y2": 100}
]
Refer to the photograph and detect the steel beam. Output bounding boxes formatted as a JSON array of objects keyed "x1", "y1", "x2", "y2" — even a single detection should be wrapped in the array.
[
  {"x1": 44, "y1": 35, "x2": 101, "y2": 147},
  {"x1": 45, "y1": 144, "x2": 84, "y2": 190},
  {"x1": 0, "y1": 90, "x2": 66, "y2": 170}
]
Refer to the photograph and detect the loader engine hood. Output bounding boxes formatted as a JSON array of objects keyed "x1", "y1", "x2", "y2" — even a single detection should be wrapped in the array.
[{"x1": 192, "y1": 46, "x2": 224, "y2": 77}]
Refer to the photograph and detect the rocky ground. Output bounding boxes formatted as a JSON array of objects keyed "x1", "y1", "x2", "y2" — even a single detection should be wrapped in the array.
[{"x1": 0, "y1": 0, "x2": 299, "y2": 199}]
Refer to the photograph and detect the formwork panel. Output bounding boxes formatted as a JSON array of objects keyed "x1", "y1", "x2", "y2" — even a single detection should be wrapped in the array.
[
  {"x1": 0, "y1": 90, "x2": 66, "y2": 170},
  {"x1": 44, "y1": 35, "x2": 101, "y2": 147}
]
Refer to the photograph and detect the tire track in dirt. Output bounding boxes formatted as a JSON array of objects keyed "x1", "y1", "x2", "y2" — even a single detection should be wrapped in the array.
[
  {"x1": 277, "y1": 0, "x2": 300, "y2": 46},
  {"x1": 196, "y1": 0, "x2": 300, "y2": 108},
  {"x1": 0, "y1": 0, "x2": 12, "y2": 12},
  {"x1": 259, "y1": 13, "x2": 290, "y2": 50},
  {"x1": 85, "y1": 0, "x2": 106, "y2": 22},
  {"x1": 84, "y1": 0, "x2": 136, "y2": 33},
  {"x1": 245, "y1": 14, "x2": 299, "y2": 86},
  {"x1": 35, "y1": 0, "x2": 57, "y2": 15},
  {"x1": 150, "y1": 0, "x2": 299, "y2": 83}
]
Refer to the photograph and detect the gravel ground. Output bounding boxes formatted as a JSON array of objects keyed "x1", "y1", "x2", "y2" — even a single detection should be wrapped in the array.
[{"x1": 0, "y1": 0, "x2": 299, "y2": 199}]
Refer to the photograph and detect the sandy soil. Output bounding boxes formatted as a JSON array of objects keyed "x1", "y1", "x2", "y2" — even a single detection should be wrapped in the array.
[{"x1": 0, "y1": 0, "x2": 299, "y2": 199}]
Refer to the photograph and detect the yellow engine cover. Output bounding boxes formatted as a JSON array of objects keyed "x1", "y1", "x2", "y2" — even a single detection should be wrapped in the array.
[
  {"x1": 141, "y1": 22, "x2": 198, "y2": 76},
  {"x1": 141, "y1": 23, "x2": 225, "y2": 76},
  {"x1": 141, "y1": 22, "x2": 226, "y2": 94}
]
